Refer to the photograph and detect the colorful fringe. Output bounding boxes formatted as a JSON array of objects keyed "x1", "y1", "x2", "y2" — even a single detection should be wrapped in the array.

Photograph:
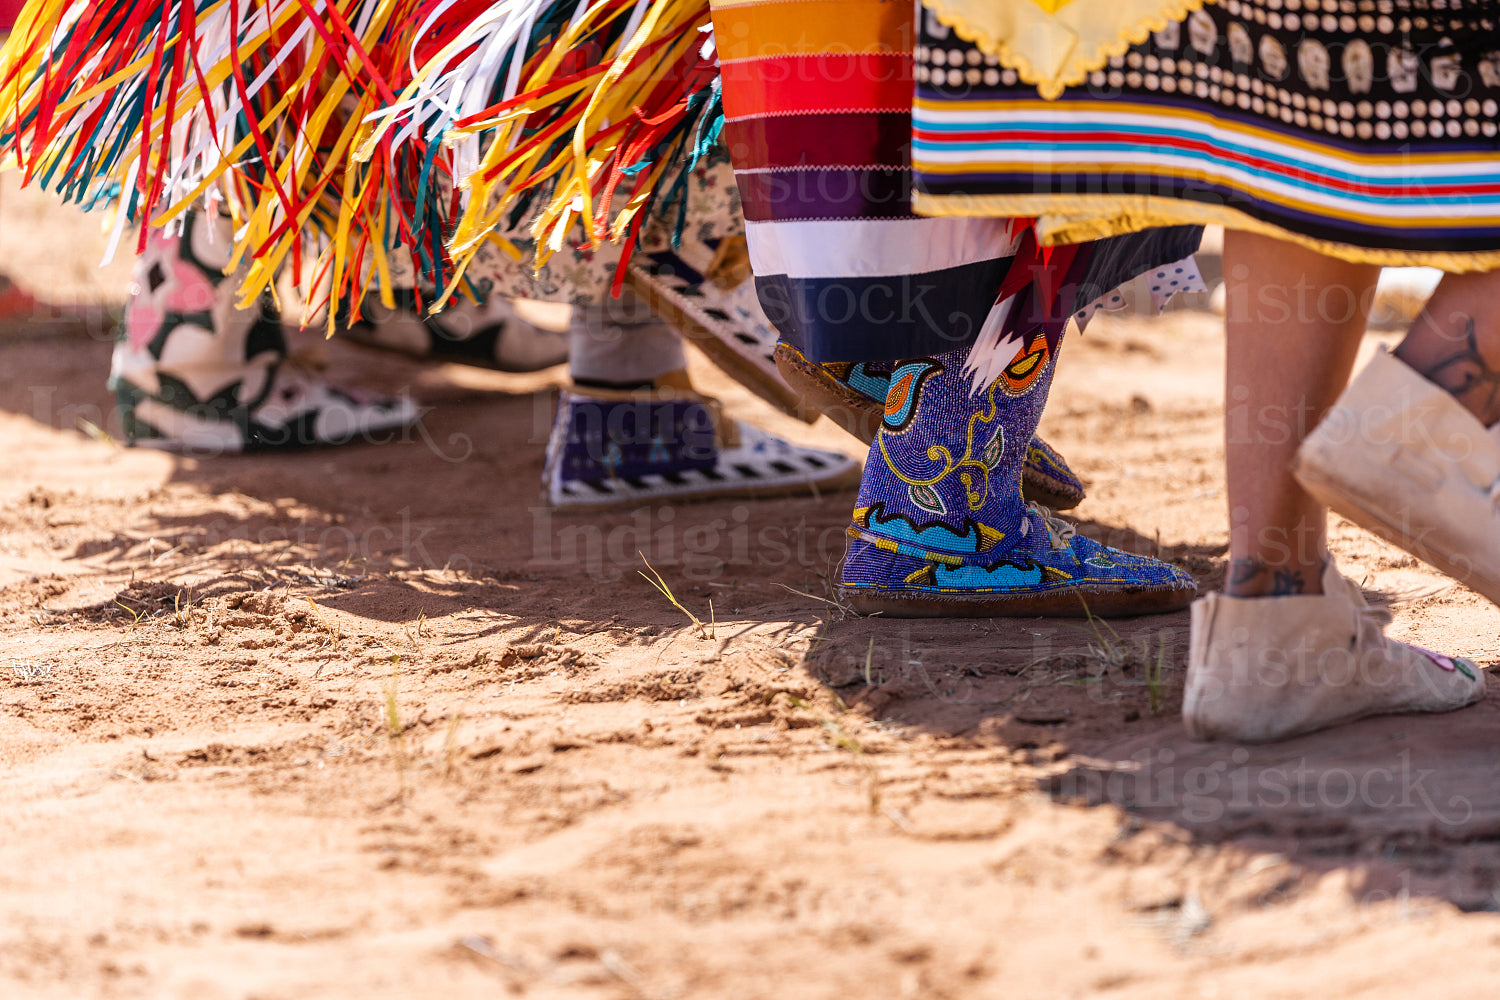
[
  {"x1": 0, "y1": 0, "x2": 724, "y2": 323},
  {"x1": 361, "y1": 0, "x2": 724, "y2": 307},
  {"x1": 0, "y1": 1, "x2": 421, "y2": 319}
]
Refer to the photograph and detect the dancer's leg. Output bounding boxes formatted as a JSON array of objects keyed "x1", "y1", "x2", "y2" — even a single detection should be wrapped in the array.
[
  {"x1": 1393, "y1": 270, "x2": 1500, "y2": 427},
  {"x1": 544, "y1": 292, "x2": 859, "y2": 508},
  {"x1": 1186, "y1": 232, "x2": 1484, "y2": 743},
  {"x1": 838, "y1": 339, "x2": 1196, "y2": 617},
  {"x1": 341, "y1": 246, "x2": 568, "y2": 373},
  {"x1": 567, "y1": 290, "x2": 686, "y2": 389},
  {"x1": 1222, "y1": 231, "x2": 1379, "y2": 596},
  {"x1": 1293, "y1": 262, "x2": 1500, "y2": 606}
]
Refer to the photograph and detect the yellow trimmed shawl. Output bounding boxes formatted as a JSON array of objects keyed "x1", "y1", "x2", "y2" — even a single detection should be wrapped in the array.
[{"x1": 921, "y1": 0, "x2": 1214, "y2": 100}]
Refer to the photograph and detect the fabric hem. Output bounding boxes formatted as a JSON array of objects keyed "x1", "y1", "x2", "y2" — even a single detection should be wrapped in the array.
[{"x1": 913, "y1": 191, "x2": 1500, "y2": 273}]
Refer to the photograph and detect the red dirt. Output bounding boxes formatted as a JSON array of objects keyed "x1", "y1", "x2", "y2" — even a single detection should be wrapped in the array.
[{"x1": 3, "y1": 176, "x2": 1500, "y2": 999}]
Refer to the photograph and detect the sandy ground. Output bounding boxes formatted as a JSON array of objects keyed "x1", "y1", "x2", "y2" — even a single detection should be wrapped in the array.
[{"x1": 4, "y1": 177, "x2": 1500, "y2": 1000}]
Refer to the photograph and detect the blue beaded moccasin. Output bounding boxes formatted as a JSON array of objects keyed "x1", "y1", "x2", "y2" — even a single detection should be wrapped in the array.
[
  {"x1": 774, "y1": 342, "x2": 1087, "y2": 511},
  {"x1": 834, "y1": 347, "x2": 1193, "y2": 617}
]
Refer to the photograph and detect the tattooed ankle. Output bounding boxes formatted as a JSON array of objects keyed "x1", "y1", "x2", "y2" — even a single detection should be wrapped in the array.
[{"x1": 1226, "y1": 558, "x2": 1319, "y2": 596}]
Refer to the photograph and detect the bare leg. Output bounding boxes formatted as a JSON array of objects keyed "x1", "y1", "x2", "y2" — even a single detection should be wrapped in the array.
[
  {"x1": 1393, "y1": 270, "x2": 1500, "y2": 427},
  {"x1": 1185, "y1": 233, "x2": 1486, "y2": 742},
  {"x1": 1222, "y1": 231, "x2": 1379, "y2": 596}
]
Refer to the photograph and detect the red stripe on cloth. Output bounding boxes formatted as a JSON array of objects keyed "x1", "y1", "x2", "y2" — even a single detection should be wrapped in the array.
[
  {"x1": 720, "y1": 53, "x2": 912, "y2": 121},
  {"x1": 913, "y1": 126, "x2": 1500, "y2": 198},
  {"x1": 724, "y1": 111, "x2": 912, "y2": 172},
  {"x1": 735, "y1": 166, "x2": 913, "y2": 222}
]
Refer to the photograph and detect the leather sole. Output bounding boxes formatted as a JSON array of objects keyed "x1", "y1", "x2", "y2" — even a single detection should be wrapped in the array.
[{"x1": 840, "y1": 582, "x2": 1196, "y2": 618}]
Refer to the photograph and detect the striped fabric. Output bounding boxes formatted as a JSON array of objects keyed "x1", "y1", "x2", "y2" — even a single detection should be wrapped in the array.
[
  {"x1": 911, "y1": 2, "x2": 1500, "y2": 270},
  {"x1": 709, "y1": 0, "x2": 1202, "y2": 363},
  {"x1": 711, "y1": 0, "x2": 1023, "y2": 362}
]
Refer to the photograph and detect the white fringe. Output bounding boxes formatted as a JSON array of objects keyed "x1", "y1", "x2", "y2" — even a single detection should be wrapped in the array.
[{"x1": 961, "y1": 294, "x2": 1020, "y2": 397}]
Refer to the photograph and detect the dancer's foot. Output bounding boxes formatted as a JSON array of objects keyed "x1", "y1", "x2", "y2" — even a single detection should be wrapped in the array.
[
  {"x1": 841, "y1": 502, "x2": 1196, "y2": 617},
  {"x1": 344, "y1": 292, "x2": 569, "y2": 373},
  {"x1": 117, "y1": 365, "x2": 417, "y2": 453},
  {"x1": 111, "y1": 213, "x2": 416, "y2": 453},
  {"x1": 1020, "y1": 436, "x2": 1085, "y2": 513},
  {"x1": 543, "y1": 378, "x2": 860, "y2": 508},
  {"x1": 1184, "y1": 559, "x2": 1485, "y2": 742},
  {"x1": 1294, "y1": 348, "x2": 1500, "y2": 606},
  {"x1": 836, "y1": 347, "x2": 1192, "y2": 617},
  {"x1": 774, "y1": 342, "x2": 1088, "y2": 510}
]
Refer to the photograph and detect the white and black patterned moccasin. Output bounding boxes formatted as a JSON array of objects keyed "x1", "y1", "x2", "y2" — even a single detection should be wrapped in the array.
[
  {"x1": 343, "y1": 289, "x2": 569, "y2": 373},
  {"x1": 112, "y1": 213, "x2": 417, "y2": 454},
  {"x1": 543, "y1": 387, "x2": 859, "y2": 508}
]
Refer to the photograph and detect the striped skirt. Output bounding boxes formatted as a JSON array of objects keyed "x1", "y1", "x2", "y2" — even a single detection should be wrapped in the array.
[
  {"x1": 913, "y1": 0, "x2": 1500, "y2": 270},
  {"x1": 709, "y1": 0, "x2": 1201, "y2": 363}
]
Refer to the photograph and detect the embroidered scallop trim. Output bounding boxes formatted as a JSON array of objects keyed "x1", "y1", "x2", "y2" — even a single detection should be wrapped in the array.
[{"x1": 919, "y1": 0, "x2": 1217, "y2": 101}]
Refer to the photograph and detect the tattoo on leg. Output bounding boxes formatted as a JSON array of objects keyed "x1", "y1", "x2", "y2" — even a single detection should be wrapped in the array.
[
  {"x1": 1271, "y1": 567, "x2": 1306, "y2": 595},
  {"x1": 1411, "y1": 317, "x2": 1500, "y2": 421},
  {"x1": 1228, "y1": 558, "x2": 1265, "y2": 589},
  {"x1": 1227, "y1": 557, "x2": 1318, "y2": 596}
]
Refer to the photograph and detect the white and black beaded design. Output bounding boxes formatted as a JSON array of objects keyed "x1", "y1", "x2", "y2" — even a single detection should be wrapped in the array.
[
  {"x1": 626, "y1": 239, "x2": 809, "y2": 420},
  {"x1": 912, "y1": 1, "x2": 1500, "y2": 257},
  {"x1": 544, "y1": 389, "x2": 858, "y2": 508},
  {"x1": 916, "y1": 1, "x2": 1500, "y2": 145}
]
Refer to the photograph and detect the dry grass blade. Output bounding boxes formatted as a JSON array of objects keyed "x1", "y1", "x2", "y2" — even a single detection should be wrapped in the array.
[
  {"x1": 111, "y1": 599, "x2": 150, "y2": 648},
  {"x1": 77, "y1": 417, "x2": 119, "y2": 450},
  {"x1": 306, "y1": 597, "x2": 342, "y2": 649},
  {"x1": 638, "y1": 552, "x2": 713, "y2": 639},
  {"x1": 402, "y1": 609, "x2": 428, "y2": 649},
  {"x1": 816, "y1": 712, "x2": 884, "y2": 814},
  {"x1": 172, "y1": 587, "x2": 196, "y2": 630},
  {"x1": 442, "y1": 708, "x2": 466, "y2": 780},
  {"x1": 769, "y1": 580, "x2": 865, "y2": 620},
  {"x1": 385, "y1": 655, "x2": 409, "y2": 797},
  {"x1": 1147, "y1": 634, "x2": 1168, "y2": 715}
]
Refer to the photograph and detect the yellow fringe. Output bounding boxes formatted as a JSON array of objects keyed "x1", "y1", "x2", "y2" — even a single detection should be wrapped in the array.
[
  {"x1": 393, "y1": 0, "x2": 712, "y2": 306},
  {"x1": 1, "y1": 0, "x2": 414, "y2": 314}
]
